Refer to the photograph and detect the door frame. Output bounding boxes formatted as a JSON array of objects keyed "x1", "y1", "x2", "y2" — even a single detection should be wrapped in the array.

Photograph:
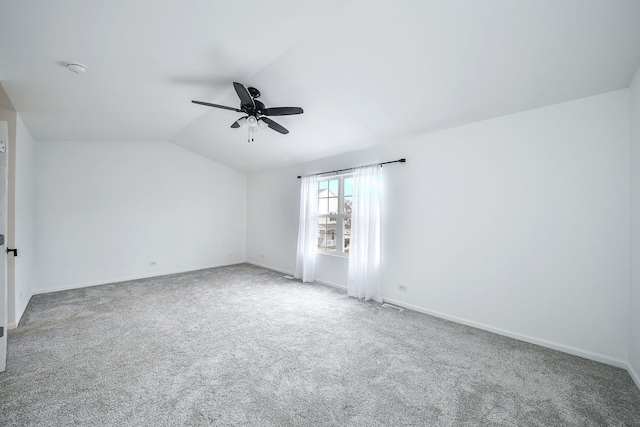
[{"x1": 0, "y1": 120, "x2": 8, "y2": 372}]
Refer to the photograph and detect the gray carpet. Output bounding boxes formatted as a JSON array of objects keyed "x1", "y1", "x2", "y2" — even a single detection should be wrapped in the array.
[{"x1": 1, "y1": 264, "x2": 639, "y2": 426}]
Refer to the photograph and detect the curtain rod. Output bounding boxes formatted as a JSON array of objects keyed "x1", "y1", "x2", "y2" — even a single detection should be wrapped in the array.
[{"x1": 297, "y1": 158, "x2": 406, "y2": 179}]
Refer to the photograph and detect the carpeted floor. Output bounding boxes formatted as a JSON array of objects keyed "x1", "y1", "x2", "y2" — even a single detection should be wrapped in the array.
[{"x1": 1, "y1": 263, "x2": 639, "y2": 426}]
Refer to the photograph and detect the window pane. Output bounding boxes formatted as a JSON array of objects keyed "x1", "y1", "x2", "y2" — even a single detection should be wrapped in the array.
[
  {"x1": 318, "y1": 217, "x2": 328, "y2": 250},
  {"x1": 319, "y1": 180, "x2": 328, "y2": 191},
  {"x1": 329, "y1": 179, "x2": 339, "y2": 197},
  {"x1": 344, "y1": 177, "x2": 353, "y2": 197},
  {"x1": 343, "y1": 217, "x2": 351, "y2": 253},
  {"x1": 344, "y1": 195, "x2": 352, "y2": 215},
  {"x1": 319, "y1": 198, "x2": 329, "y2": 215},
  {"x1": 326, "y1": 227, "x2": 337, "y2": 251},
  {"x1": 328, "y1": 196, "x2": 339, "y2": 215}
]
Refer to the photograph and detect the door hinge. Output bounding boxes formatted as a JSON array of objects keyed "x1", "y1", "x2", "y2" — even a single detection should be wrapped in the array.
[
  {"x1": 0, "y1": 326, "x2": 3, "y2": 338},
  {"x1": 0, "y1": 142, "x2": 5, "y2": 154}
]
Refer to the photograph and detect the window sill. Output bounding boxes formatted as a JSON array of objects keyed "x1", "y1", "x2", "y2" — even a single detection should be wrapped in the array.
[{"x1": 317, "y1": 251, "x2": 349, "y2": 259}]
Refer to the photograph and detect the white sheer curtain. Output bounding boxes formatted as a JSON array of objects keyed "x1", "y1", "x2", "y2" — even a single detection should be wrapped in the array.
[
  {"x1": 294, "y1": 175, "x2": 319, "y2": 282},
  {"x1": 348, "y1": 165, "x2": 382, "y2": 302}
]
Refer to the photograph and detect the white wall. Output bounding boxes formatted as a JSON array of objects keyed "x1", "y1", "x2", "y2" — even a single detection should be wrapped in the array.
[
  {"x1": 13, "y1": 114, "x2": 35, "y2": 323},
  {"x1": 630, "y1": 66, "x2": 640, "y2": 387},
  {"x1": 34, "y1": 141, "x2": 247, "y2": 293},
  {"x1": 248, "y1": 90, "x2": 630, "y2": 366}
]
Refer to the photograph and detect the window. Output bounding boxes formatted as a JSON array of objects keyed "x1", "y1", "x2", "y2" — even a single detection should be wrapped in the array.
[{"x1": 317, "y1": 175, "x2": 353, "y2": 255}]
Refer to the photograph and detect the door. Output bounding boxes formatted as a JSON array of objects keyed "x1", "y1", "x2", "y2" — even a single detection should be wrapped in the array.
[{"x1": 0, "y1": 121, "x2": 7, "y2": 372}]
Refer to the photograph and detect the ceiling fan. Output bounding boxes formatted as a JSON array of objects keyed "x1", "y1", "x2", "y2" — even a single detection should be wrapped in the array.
[{"x1": 192, "y1": 82, "x2": 304, "y2": 142}]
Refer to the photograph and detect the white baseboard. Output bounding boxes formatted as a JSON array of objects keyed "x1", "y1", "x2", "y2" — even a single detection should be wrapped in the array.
[
  {"x1": 628, "y1": 363, "x2": 640, "y2": 391},
  {"x1": 315, "y1": 278, "x2": 347, "y2": 291},
  {"x1": 381, "y1": 297, "x2": 628, "y2": 370},
  {"x1": 12, "y1": 293, "x2": 33, "y2": 328},
  {"x1": 247, "y1": 261, "x2": 348, "y2": 291},
  {"x1": 6, "y1": 294, "x2": 34, "y2": 330},
  {"x1": 247, "y1": 261, "x2": 294, "y2": 277},
  {"x1": 33, "y1": 261, "x2": 247, "y2": 295}
]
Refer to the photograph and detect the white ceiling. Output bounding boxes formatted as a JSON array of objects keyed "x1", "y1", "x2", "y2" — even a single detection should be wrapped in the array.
[{"x1": 1, "y1": 0, "x2": 640, "y2": 173}]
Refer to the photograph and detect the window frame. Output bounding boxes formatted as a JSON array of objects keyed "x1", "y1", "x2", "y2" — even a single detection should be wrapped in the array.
[{"x1": 317, "y1": 173, "x2": 352, "y2": 257}]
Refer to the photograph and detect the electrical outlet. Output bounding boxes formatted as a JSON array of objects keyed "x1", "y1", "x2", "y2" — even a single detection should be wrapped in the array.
[
  {"x1": 149, "y1": 261, "x2": 157, "y2": 266},
  {"x1": 398, "y1": 284, "x2": 407, "y2": 291}
]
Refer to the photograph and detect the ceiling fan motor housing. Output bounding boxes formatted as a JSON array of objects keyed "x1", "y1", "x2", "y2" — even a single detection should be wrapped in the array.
[{"x1": 248, "y1": 87, "x2": 261, "y2": 98}]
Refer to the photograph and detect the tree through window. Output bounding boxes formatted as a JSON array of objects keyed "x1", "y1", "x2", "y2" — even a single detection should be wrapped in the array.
[{"x1": 317, "y1": 175, "x2": 352, "y2": 255}]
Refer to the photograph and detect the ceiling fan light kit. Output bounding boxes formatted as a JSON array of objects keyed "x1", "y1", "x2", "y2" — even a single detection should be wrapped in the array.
[{"x1": 192, "y1": 82, "x2": 303, "y2": 142}]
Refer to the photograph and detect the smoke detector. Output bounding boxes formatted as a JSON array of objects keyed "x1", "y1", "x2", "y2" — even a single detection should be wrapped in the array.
[{"x1": 66, "y1": 63, "x2": 87, "y2": 74}]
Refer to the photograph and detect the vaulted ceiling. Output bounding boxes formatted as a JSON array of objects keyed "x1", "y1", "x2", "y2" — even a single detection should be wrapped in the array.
[{"x1": 1, "y1": 0, "x2": 640, "y2": 173}]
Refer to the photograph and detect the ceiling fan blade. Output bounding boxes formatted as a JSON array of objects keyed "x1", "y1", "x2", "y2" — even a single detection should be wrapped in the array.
[
  {"x1": 192, "y1": 100, "x2": 242, "y2": 112},
  {"x1": 261, "y1": 117, "x2": 289, "y2": 134},
  {"x1": 231, "y1": 116, "x2": 248, "y2": 128},
  {"x1": 262, "y1": 107, "x2": 304, "y2": 116},
  {"x1": 233, "y1": 82, "x2": 255, "y2": 109}
]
